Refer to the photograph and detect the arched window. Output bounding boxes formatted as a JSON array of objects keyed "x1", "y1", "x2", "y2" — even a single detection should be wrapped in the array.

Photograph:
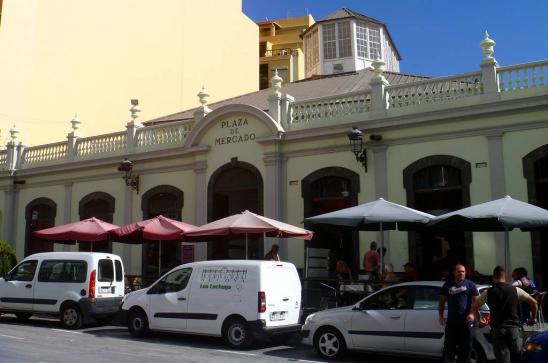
[
  {"x1": 141, "y1": 185, "x2": 184, "y2": 277},
  {"x1": 25, "y1": 198, "x2": 57, "y2": 256},
  {"x1": 404, "y1": 155, "x2": 472, "y2": 279},
  {"x1": 208, "y1": 160, "x2": 263, "y2": 260},
  {"x1": 78, "y1": 192, "x2": 115, "y2": 252},
  {"x1": 523, "y1": 145, "x2": 548, "y2": 286},
  {"x1": 302, "y1": 167, "x2": 360, "y2": 277}
]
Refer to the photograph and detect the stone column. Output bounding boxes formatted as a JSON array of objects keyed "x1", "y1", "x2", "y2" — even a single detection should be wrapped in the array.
[
  {"x1": 193, "y1": 160, "x2": 208, "y2": 261},
  {"x1": 62, "y1": 182, "x2": 73, "y2": 251},
  {"x1": 486, "y1": 132, "x2": 507, "y2": 267},
  {"x1": 3, "y1": 186, "x2": 18, "y2": 248},
  {"x1": 263, "y1": 148, "x2": 288, "y2": 260}
]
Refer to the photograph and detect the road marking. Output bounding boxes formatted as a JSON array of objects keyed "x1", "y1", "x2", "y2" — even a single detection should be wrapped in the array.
[
  {"x1": 0, "y1": 334, "x2": 25, "y2": 340},
  {"x1": 51, "y1": 329, "x2": 83, "y2": 334},
  {"x1": 215, "y1": 350, "x2": 257, "y2": 356}
]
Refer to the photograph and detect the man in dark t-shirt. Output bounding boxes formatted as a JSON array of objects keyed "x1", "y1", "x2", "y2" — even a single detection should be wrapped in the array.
[{"x1": 438, "y1": 264, "x2": 479, "y2": 363}]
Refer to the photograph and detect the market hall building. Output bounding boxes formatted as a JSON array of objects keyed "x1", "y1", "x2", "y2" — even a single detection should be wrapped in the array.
[{"x1": 1, "y1": 9, "x2": 548, "y2": 286}]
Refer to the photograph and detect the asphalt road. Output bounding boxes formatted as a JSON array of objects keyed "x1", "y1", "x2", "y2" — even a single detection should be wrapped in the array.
[{"x1": 0, "y1": 314, "x2": 433, "y2": 363}]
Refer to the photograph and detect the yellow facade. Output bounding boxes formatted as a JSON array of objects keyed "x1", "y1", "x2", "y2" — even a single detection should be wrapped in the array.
[
  {"x1": 258, "y1": 15, "x2": 314, "y2": 89},
  {"x1": 0, "y1": 0, "x2": 258, "y2": 145}
]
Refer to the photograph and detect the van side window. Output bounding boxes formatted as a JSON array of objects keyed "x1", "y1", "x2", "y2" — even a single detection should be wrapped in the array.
[
  {"x1": 10, "y1": 260, "x2": 38, "y2": 281},
  {"x1": 115, "y1": 260, "x2": 123, "y2": 282},
  {"x1": 98, "y1": 259, "x2": 114, "y2": 282},
  {"x1": 38, "y1": 260, "x2": 87, "y2": 283},
  {"x1": 148, "y1": 268, "x2": 193, "y2": 295}
]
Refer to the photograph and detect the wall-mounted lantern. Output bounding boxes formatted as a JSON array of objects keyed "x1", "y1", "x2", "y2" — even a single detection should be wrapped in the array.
[
  {"x1": 348, "y1": 126, "x2": 367, "y2": 172},
  {"x1": 118, "y1": 158, "x2": 139, "y2": 193}
]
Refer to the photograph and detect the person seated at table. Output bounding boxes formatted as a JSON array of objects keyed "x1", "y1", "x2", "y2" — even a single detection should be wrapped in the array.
[
  {"x1": 335, "y1": 260, "x2": 352, "y2": 283},
  {"x1": 402, "y1": 262, "x2": 419, "y2": 281},
  {"x1": 512, "y1": 267, "x2": 538, "y2": 294},
  {"x1": 382, "y1": 263, "x2": 399, "y2": 288},
  {"x1": 264, "y1": 244, "x2": 281, "y2": 261}
]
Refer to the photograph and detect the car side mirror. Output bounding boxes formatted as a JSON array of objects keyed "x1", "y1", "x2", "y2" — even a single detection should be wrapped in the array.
[{"x1": 3, "y1": 273, "x2": 10, "y2": 281}]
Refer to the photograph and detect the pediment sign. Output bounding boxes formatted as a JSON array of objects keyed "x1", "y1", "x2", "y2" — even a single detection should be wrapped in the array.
[{"x1": 200, "y1": 115, "x2": 271, "y2": 147}]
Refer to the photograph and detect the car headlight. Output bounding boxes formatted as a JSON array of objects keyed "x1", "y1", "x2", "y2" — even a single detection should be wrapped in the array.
[
  {"x1": 524, "y1": 342, "x2": 543, "y2": 352},
  {"x1": 304, "y1": 313, "x2": 316, "y2": 325}
]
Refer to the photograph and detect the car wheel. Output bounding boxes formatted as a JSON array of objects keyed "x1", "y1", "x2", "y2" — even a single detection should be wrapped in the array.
[
  {"x1": 470, "y1": 342, "x2": 486, "y2": 363},
  {"x1": 128, "y1": 308, "x2": 150, "y2": 338},
  {"x1": 223, "y1": 318, "x2": 253, "y2": 349},
  {"x1": 60, "y1": 304, "x2": 83, "y2": 329},
  {"x1": 15, "y1": 313, "x2": 32, "y2": 321},
  {"x1": 314, "y1": 327, "x2": 346, "y2": 359}
]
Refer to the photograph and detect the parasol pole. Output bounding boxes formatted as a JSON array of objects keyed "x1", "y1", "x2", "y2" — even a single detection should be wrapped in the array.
[
  {"x1": 379, "y1": 223, "x2": 384, "y2": 279},
  {"x1": 504, "y1": 227, "x2": 510, "y2": 271},
  {"x1": 245, "y1": 234, "x2": 248, "y2": 260},
  {"x1": 158, "y1": 240, "x2": 162, "y2": 277}
]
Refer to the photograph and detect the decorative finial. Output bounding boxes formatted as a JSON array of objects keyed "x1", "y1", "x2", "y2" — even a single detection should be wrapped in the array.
[
  {"x1": 480, "y1": 31, "x2": 496, "y2": 59},
  {"x1": 271, "y1": 70, "x2": 283, "y2": 93},
  {"x1": 197, "y1": 86, "x2": 210, "y2": 107},
  {"x1": 372, "y1": 57, "x2": 386, "y2": 78},
  {"x1": 70, "y1": 114, "x2": 81, "y2": 132},
  {"x1": 9, "y1": 124, "x2": 19, "y2": 143},
  {"x1": 129, "y1": 99, "x2": 141, "y2": 122}
]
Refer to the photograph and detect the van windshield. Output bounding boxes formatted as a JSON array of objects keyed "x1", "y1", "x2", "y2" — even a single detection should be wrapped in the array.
[{"x1": 98, "y1": 259, "x2": 114, "y2": 282}]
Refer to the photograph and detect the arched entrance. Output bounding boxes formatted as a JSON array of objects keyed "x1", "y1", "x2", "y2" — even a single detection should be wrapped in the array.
[
  {"x1": 78, "y1": 192, "x2": 115, "y2": 252},
  {"x1": 208, "y1": 160, "x2": 263, "y2": 260},
  {"x1": 523, "y1": 144, "x2": 548, "y2": 286},
  {"x1": 141, "y1": 185, "x2": 184, "y2": 277},
  {"x1": 404, "y1": 156, "x2": 472, "y2": 279},
  {"x1": 302, "y1": 167, "x2": 360, "y2": 276},
  {"x1": 25, "y1": 198, "x2": 57, "y2": 256}
]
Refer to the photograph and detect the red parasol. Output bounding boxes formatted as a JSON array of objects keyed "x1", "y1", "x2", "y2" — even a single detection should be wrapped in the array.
[
  {"x1": 32, "y1": 217, "x2": 119, "y2": 244},
  {"x1": 184, "y1": 210, "x2": 314, "y2": 259}
]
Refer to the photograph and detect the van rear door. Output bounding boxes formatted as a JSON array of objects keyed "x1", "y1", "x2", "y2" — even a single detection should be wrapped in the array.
[
  {"x1": 96, "y1": 257, "x2": 124, "y2": 298},
  {"x1": 260, "y1": 263, "x2": 301, "y2": 327}
]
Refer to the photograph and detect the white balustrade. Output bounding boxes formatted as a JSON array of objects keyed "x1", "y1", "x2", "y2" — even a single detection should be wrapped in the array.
[
  {"x1": 0, "y1": 150, "x2": 7, "y2": 168},
  {"x1": 21, "y1": 142, "x2": 68, "y2": 165},
  {"x1": 498, "y1": 60, "x2": 548, "y2": 92},
  {"x1": 291, "y1": 91, "x2": 372, "y2": 124},
  {"x1": 387, "y1": 72, "x2": 483, "y2": 109},
  {"x1": 136, "y1": 121, "x2": 193, "y2": 148},
  {"x1": 75, "y1": 131, "x2": 127, "y2": 157}
]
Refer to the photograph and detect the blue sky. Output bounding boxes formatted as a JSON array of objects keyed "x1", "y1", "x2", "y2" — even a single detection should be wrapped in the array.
[{"x1": 243, "y1": 0, "x2": 548, "y2": 77}]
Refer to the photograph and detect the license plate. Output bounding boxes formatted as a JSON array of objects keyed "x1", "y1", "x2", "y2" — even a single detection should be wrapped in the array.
[
  {"x1": 100, "y1": 286, "x2": 114, "y2": 293},
  {"x1": 270, "y1": 311, "x2": 287, "y2": 321}
]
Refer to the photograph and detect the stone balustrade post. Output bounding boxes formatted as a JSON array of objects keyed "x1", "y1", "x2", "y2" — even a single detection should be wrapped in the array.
[
  {"x1": 370, "y1": 58, "x2": 390, "y2": 117},
  {"x1": 6, "y1": 126, "x2": 19, "y2": 171},
  {"x1": 268, "y1": 71, "x2": 283, "y2": 123},
  {"x1": 126, "y1": 100, "x2": 142, "y2": 154},
  {"x1": 194, "y1": 86, "x2": 212, "y2": 123},
  {"x1": 480, "y1": 32, "x2": 500, "y2": 101},
  {"x1": 280, "y1": 93, "x2": 294, "y2": 129},
  {"x1": 67, "y1": 115, "x2": 81, "y2": 160},
  {"x1": 15, "y1": 142, "x2": 25, "y2": 169}
]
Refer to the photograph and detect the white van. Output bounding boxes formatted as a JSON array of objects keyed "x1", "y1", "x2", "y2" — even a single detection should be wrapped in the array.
[
  {"x1": 121, "y1": 260, "x2": 302, "y2": 348},
  {"x1": 0, "y1": 252, "x2": 125, "y2": 329}
]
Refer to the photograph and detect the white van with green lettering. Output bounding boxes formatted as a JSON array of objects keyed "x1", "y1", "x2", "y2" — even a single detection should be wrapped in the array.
[{"x1": 121, "y1": 260, "x2": 302, "y2": 348}]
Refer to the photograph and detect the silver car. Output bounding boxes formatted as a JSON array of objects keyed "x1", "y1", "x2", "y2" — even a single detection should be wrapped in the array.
[{"x1": 302, "y1": 281, "x2": 494, "y2": 362}]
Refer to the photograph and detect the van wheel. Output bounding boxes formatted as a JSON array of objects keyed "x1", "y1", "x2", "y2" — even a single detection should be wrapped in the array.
[
  {"x1": 128, "y1": 309, "x2": 150, "y2": 338},
  {"x1": 61, "y1": 304, "x2": 83, "y2": 329},
  {"x1": 314, "y1": 327, "x2": 346, "y2": 359},
  {"x1": 15, "y1": 313, "x2": 32, "y2": 321},
  {"x1": 223, "y1": 318, "x2": 253, "y2": 349}
]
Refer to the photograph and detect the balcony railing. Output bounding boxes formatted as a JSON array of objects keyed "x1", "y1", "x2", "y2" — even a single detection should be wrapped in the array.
[
  {"x1": 21, "y1": 141, "x2": 68, "y2": 166},
  {"x1": 291, "y1": 91, "x2": 371, "y2": 127},
  {"x1": 3, "y1": 59, "x2": 547, "y2": 172},
  {"x1": 136, "y1": 121, "x2": 193, "y2": 149},
  {"x1": 498, "y1": 60, "x2": 548, "y2": 91},
  {"x1": 75, "y1": 131, "x2": 127, "y2": 158},
  {"x1": 262, "y1": 48, "x2": 299, "y2": 57},
  {"x1": 387, "y1": 71, "x2": 483, "y2": 109}
]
